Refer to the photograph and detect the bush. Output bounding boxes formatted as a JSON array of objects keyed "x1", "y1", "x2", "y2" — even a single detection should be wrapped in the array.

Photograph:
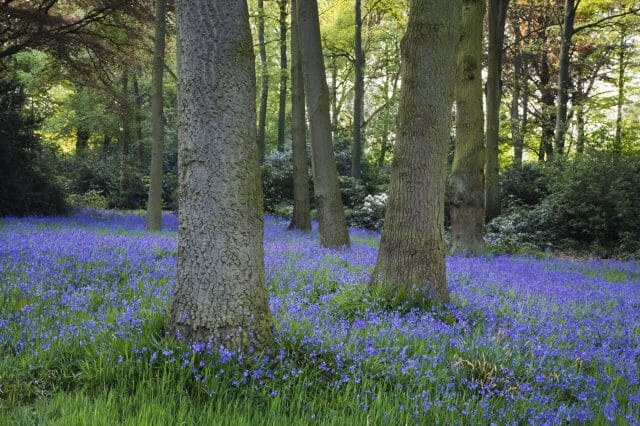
[
  {"x1": 261, "y1": 150, "x2": 295, "y2": 214},
  {"x1": 500, "y1": 162, "x2": 549, "y2": 209},
  {"x1": 346, "y1": 193, "x2": 388, "y2": 230},
  {"x1": 67, "y1": 189, "x2": 108, "y2": 210}
]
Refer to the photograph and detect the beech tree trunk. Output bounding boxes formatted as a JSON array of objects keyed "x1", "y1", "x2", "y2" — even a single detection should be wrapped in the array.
[
  {"x1": 146, "y1": 0, "x2": 166, "y2": 231},
  {"x1": 257, "y1": 0, "x2": 268, "y2": 163},
  {"x1": 277, "y1": 0, "x2": 288, "y2": 153},
  {"x1": 371, "y1": 0, "x2": 461, "y2": 305},
  {"x1": 485, "y1": 0, "x2": 508, "y2": 222},
  {"x1": 297, "y1": 0, "x2": 350, "y2": 248},
  {"x1": 288, "y1": 0, "x2": 311, "y2": 231},
  {"x1": 170, "y1": 0, "x2": 273, "y2": 349},
  {"x1": 553, "y1": 0, "x2": 576, "y2": 155},
  {"x1": 450, "y1": 0, "x2": 485, "y2": 255},
  {"x1": 351, "y1": 0, "x2": 364, "y2": 180}
]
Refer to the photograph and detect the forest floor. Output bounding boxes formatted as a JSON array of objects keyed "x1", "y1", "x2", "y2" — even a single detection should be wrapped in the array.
[{"x1": 0, "y1": 210, "x2": 639, "y2": 425}]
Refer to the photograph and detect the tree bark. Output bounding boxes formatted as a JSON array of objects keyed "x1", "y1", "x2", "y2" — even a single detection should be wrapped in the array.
[
  {"x1": 170, "y1": 0, "x2": 273, "y2": 349},
  {"x1": 553, "y1": 0, "x2": 576, "y2": 155},
  {"x1": 257, "y1": 0, "x2": 268, "y2": 163},
  {"x1": 351, "y1": 0, "x2": 364, "y2": 180},
  {"x1": 288, "y1": 0, "x2": 311, "y2": 232},
  {"x1": 297, "y1": 0, "x2": 350, "y2": 248},
  {"x1": 450, "y1": 0, "x2": 485, "y2": 255},
  {"x1": 371, "y1": 0, "x2": 461, "y2": 306},
  {"x1": 146, "y1": 0, "x2": 166, "y2": 231},
  {"x1": 277, "y1": 0, "x2": 288, "y2": 153},
  {"x1": 509, "y1": 11, "x2": 524, "y2": 166},
  {"x1": 485, "y1": 0, "x2": 508, "y2": 222}
]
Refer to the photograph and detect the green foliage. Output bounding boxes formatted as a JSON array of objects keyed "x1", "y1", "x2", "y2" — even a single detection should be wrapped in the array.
[
  {"x1": 500, "y1": 162, "x2": 550, "y2": 208},
  {"x1": 0, "y1": 77, "x2": 68, "y2": 216},
  {"x1": 346, "y1": 193, "x2": 388, "y2": 230}
]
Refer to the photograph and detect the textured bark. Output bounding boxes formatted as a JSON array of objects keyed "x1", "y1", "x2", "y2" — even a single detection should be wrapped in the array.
[
  {"x1": 371, "y1": 0, "x2": 461, "y2": 305},
  {"x1": 170, "y1": 0, "x2": 273, "y2": 349},
  {"x1": 288, "y1": 0, "x2": 311, "y2": 232},
  {"x1": 298, "y1": 0, "x2": 350, "y2": 248},
  {"x1": 277, "y1": 0, "x2": 288, "y2": 153},
  {"x1": 257, "y1": 0, "x2": 268, "y2": 163},
  {"x1": 351, "y1": 0, "x2": 364, "y2": 181},
  {"x1": 146, "y1": 0, "x2": 166, "y2": 232},
  {"x1": 450, "y1": 0, "x2": 485, "y2": 255},
  {"x1": 485, "y1": 0, "x2": 508, "y2": 222},
  {"x1": 553, "y1": 0, "x2": 576, "y2": 155}
]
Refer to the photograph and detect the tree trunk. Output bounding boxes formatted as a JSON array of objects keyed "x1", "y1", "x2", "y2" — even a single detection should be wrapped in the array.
[
  {"x1": 146, "y1": 0, "x2": 166, "y2": 231},
  {"x1": 330, "y1": 55, "x2": 339, "y2": 133},
  {"x1": 133, "y1": 73, "x2": 144, "y2": 166},
  {"x1": 484, "y1": 0, "x2": 509, "y2": 222},
  {"x1": 119, "y1": 69, "x2": 131, "y2": 208},
  {"x1": 257, "y1": 0, "x2": 268, "y2": 163},
  {"x1": 277, "y1": 0, "x2": 288, "y2": 153},
  {"x1": 75, "y1": 127, "x2": 90, "y2": 157},
  {"x1": 553, "y1": 0, "x2": 576, "y2": 155},
  {"x1": 510, "y1": 11, "x2": 523, "y2": 166},
  {"x1": 576, "y1": 101, "x2": 585, "y2": 154},
  {"x1": 351, "y1": 0, "x2": 364, "y2": 180},
  {"x1": 450, "y1": 0, "x2": 485, "y2": 255},
  {"x1": 170, "y1": 0, "x2": 273, "y2": 349},
  {"x1": 288, "y1": 0, "x2": 311, "y2": 232},
  {"x1": 614, "y1": 28, "x2": 626, "y2": 154},
  {"x1": 371, "y1": 0, "x2": 461, "y2": 306},
  {"x1": 539, "y1": 50, "x2": 555, "y2": 161},
  {"x1": 297, "y1": 0, "x2": 350, "y2": 248}
]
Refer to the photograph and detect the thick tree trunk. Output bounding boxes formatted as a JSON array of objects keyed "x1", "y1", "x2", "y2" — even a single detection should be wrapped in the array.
[
  {"x1": 119, "y1": 69, "x2": 132, "y2": 208},
  {"x1": 146, "y1": 0, "x2": 166, "y2": 231},
  {"x1": 297, "y1": 0, "x2": 350, "y2": 248},
  {"x1": 170, "y1": 0, "x2": 273, "y2": 349},
  {"x1": 288, "y1": 0, "x2": 311, "y2": 231},
  {"x1": 351, "y1": 0, "x2": 364, "y2": 180},
  {"x1": 277, "y1": 0, "x2": 288, "y2": 153},
  {"x1": 257, "y1": 0, "x2": 268, "y2": 163},
  {"x1": 553, "y1": 0, "x2": 576, "y2": 155},
  {"x1": 614, "y1": 29, "x2": 626, "y2": 154},
  {"x1": 371, "y1": 0, "x2": 461, "y2": 306},
  {"x1": 485, "y1": 0, "x2": 509, "y2": 222},
  {"x1": 450, "y1": 0, "x2": 485, "y2": 255}
]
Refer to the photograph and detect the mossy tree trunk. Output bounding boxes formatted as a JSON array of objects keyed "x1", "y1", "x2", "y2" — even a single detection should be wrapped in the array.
[
  {"x1": 449, "y1": 0, "x2": 485, "y2": 255},
  {"x1": 169, "y1": 0, "x2": 273, "y2": 349},
  {"x1": 371, "y1": 0, "x2": 461, "y2": 306},
  {"x1": 297, "y1": 0, "x2": 350, "y2": 248}
]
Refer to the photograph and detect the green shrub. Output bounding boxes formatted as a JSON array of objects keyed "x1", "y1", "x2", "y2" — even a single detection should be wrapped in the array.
[{"x1": 500, "y1": 162, "x2": 549, "y2": 209}]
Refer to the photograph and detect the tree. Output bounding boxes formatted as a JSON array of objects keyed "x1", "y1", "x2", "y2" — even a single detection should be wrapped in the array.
[
  {"x1": 277, "y1": 0, "x2": 288, "y2": 153},
  {"x1": 257, "y1": 0, "x2": 268, "y2": 163},
  {"x1": 169, "y1": 0, "x2": 273, "y2": 348},
  {"x1": 288, "y1": 0, "x2": 311, "y2": 231},
  {"x1": 449, "y1": 0, "x2": 485, "y2": 255},
  {"x1": 146, "y1": 0, "x2": 167, "y2": 231},
  {"x1": 351, "y1": 0, "x2": 364, "y2": 180},
  {"x1": 297, "y1": 0, "x2": 350, "y2": 248},
  {"x1": 371, "y1": 0, "x2": 461, "y2": 305},
  {"x1": 485, "y1": 0, "x2": 509, "y2": 222}
]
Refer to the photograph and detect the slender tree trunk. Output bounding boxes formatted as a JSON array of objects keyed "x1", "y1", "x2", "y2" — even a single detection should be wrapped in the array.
[
  {"x1": 133, "y1": 73, "x2": 144, "y2": 166},
  {"x1": 351, "y1": 0, "x2": 364, "y2": 180},
  {"x1": 330, "y1": 55, "x2": 339, "y2": 133},
  {"x1": 553, "y1": 0, "x2": 576, "y2": 155},
  {"x1": 257, "y1": 0, "x2": 268, "y2": 163},
  {"x1": 371, "y1": 0, "x2": 461, "y2": 306},
  {"x1": 297, "y1": 0, "x2": 350, "y2": 248},
  {"x1": 576, "y1": 101, "x2": 585, "y2": 154},
  {"x1": 146, "y1": 0, "x2": 166, "y2": 231},
  {"x1": 614, "y1": 28, "x2": 626, "y2": 154},
  {"x1": 485, "y1": 0, "x2": 509, "y2": 222},
  {"x1": 119, "y1": 69, "x2": 132, "y2": 208},
  {"x1": 288, "y1": 0, "x2": 311, "y2": 231},
  {"x1": 450, "y1": 0, "x2": 485, "y2": 255},
  {"x1": 277, "y1": 0, "x2": 288, "y2": 153},
  {"x1": 76, "y1": 127, "x2": 90, "y2": 157},
  {"x1": 170, "y1": 0, "x2": 273, "y2": 348},
  {"x1": 510, "y1": 12, "x2": 523, "y2": 166},
  {"x1": 539, "y1": 50, "x2": 555, "y2": 161}
]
